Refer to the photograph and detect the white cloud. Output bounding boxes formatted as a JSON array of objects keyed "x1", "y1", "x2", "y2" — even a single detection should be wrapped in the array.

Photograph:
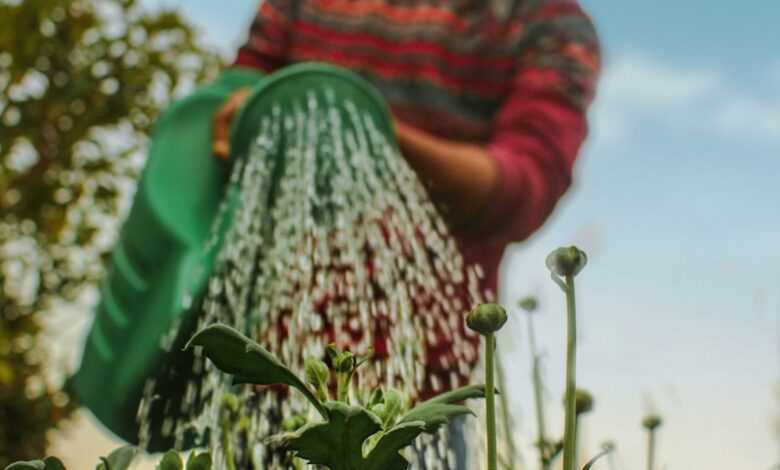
[
  {"x1": 713, "y1": 95, "x2": 780, "y2": 141},
  {"x1": 600, "y1": 54, "x2": 722, "y2": 109},
  {"x1": 592, "y1": 53, "x2": 780, "y2": 147}
]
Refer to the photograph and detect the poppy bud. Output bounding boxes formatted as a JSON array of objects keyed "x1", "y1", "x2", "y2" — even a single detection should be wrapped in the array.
[
  {"x1": 186, "y1": 453, "x2": 212, "y2": 470},
  {"x1": 326, "y1": 344, "x2": 356, "y2": 373},
  {"x1": 305, "y1": 358, "x2": 330, "y2": 389},
  {"x1": 573, "y1": 389, "x2": 594, "y2": 415},
  {"x1": 334, "y1": 351, "x2": 355, "y2": 373},
  {"x1": 546, "y1": 246, "x2": 588, "y2": 277},
  {"x1": 518, "y1": 296, "x2": 539, "y2": 313},
  {"x1": 642, "y1": 414, "x2": 662, "y2": 431},
  {"x1": 467, "y1": 303, "x2": 508, "y2": 335},
  {"x1": 282, "y1": 414, "x2": 308, "y2": 432},
  {"x1": 158, "y1": 451, "x2": 183, "y2": 470},
  {"x1": 221, "y1": 393, "x2": 239, "y2": 414}
]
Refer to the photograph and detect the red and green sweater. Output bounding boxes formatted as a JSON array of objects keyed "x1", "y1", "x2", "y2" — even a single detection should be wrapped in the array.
[{"x1": 234, "y1": 0, "x2": 600, "y2": 394}]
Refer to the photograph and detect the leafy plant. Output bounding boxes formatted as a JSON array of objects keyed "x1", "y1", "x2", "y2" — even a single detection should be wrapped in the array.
[
  {"x1": 5, "y1": 458, "x2": 66, "y2": 470},
  {"x1": 3, "y1": 447, "x2": 211, "y2": 470},
  {"x1": 185, "y1": 324, "x2": 487, "y2": 470}
]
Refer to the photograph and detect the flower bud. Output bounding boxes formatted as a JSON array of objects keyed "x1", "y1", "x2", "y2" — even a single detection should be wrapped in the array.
[
  {"x1": 282, "y1": 414, "x2": 308, "y2": 432},
  {"x1": 546, "y1": 246, "x2": 588, "y2": 277},
  {"x1": 186, "y1": 453, "x2": 212, "y2": 470},
  {"x1": 467, "y1": 303, "x2": 508, "y2": 335},
  {"x1": 219, "y1": 393, "x2": 240, "y2": 426},
  {"x1": 334, "y1": 351, "x2": 355, "y2": 373},
  {"x1": 221, "y1": 393, "x2": 239, "y2": 414},
  {"x1": 518, "y1": 296, "x2": 539, "y2": 313},
  {"x1": 642, "y1": 414, "x2": 662, "y2": 431},
  {"x1": 572, "y1": 389, "x2": 594, "y2": 415},
  {"x1": 158, "y1": 450, "x2": 183, "y2": 470},
  {"x1": 326, "y1": 344, "x2": 356, "y2": 373},
  {"x1": 305, "y1": 358, "x2": 330, "y2": 389}
]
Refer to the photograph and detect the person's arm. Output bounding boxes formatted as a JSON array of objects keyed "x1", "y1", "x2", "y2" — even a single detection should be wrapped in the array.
[
  {"x1": 401, "y1": 2, "x2": 601, "y2": 242},
  {"x1": 394, "y1": 120, "x2": 499, "y2": 231}
]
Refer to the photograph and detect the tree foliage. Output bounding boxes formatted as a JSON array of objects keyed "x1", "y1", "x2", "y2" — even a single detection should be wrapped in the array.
[{"x1": 0, "y1": 0, "x2": 222, "y2": 464}]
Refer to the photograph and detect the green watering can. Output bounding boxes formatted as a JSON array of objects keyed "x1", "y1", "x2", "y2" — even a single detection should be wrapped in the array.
[{"x1": 72, "y1": 63, "x2": 396, "y2": 448}]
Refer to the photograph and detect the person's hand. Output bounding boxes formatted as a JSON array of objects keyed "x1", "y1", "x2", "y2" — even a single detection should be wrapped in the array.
[{"x1": 213, "y1": 88, "x2": 252, "y2": 160}]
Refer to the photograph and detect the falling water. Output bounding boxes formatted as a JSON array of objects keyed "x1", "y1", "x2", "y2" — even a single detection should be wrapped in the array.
[{"x1": 137, "y1": 87, "x2": 495, "y2": 469}]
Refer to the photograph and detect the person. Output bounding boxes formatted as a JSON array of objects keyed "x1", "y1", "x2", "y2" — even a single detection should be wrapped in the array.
[
  {"x1": 212, "y1": 0, "x2": 600, "y2": 467},
  {"x1": 216, "y1": 0, "x2": 600, "y2": 291}
]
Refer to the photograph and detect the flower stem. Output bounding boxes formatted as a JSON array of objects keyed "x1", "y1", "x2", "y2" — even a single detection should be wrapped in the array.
[
  {"x1": 337, "y1": 372, "x2": 349, "y2": 403},
  {"x1": 221, "y1": 422, "x2": 237, "y2": 470},
  {"x1": 527, "y1": 313, "x2": 549, "y2": 470},
  {"x1": 562, "y1": 274, "x2": 578, "y2": 470},
  {"x1": 495, "y1": 353, "x2": 518, "y2": 469},
  {"x1": 533, "y1": 356, "x2": 549, "y2": 470},
  {"x1": 486, "y1": 332, "x2": 498, "y2": 470},
  {"x1": 647, "y1": 428, "x2": 656, "y2": 470}
]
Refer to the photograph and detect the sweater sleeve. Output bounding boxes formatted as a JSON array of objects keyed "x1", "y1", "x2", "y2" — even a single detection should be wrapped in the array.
[
  {"x1": 234, "y1": 0, "x2": 298, "y2": 72},
  {"x1": 478, "y1": 1, "x2": 601, "y2": 245}
]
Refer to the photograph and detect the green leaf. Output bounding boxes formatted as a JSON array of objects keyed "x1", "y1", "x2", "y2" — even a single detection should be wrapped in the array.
[
  {"x1": 185, "y1": 453, "x2": 211, "y2": 470},
  {"x1": 185, "y1": 324, "x2": 326, "y2": 418},
  {"x1": 392, "y1": 384, "x2": 485, "y2": 432},
  {"x1": 95, "y1": 446, "x2": 139, "y2": 470},
  {"x1": 363, "y1": 421, "x2": 427, "y2": 470},
  {"x1": 42, "y1": 459, "x2": 66, "y2": 470},
  {"x1": 6, "y1": 461, "x2": 46, "y2": 470},
  {"x1": 285, "y1": 401, "x2": 383, "y2": 470},
  {"x1": 419, "y1": 384, "x2": 487, "y2": 406},
  {"x1": 398, "y1": 403, "x2": 474, "y2": 432},
  {"x1": 367, "y1": 388, "x2": 385, "y2": 407},
  {"x1": 378, "y1": 389, "x2": 405, "y2": 428},
  {"x1": 156, "y1": 451, "x2": 182, "y2": 470}
]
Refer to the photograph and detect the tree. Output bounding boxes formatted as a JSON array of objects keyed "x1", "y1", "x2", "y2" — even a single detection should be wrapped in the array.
[{"x1": 0, "y1": 0, "x2": 222, "y2": 464}]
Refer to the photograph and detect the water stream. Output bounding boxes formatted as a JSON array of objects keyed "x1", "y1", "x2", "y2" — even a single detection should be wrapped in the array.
[{"x1": 138, "y1": 87, "x2": 492, "y2": 469}]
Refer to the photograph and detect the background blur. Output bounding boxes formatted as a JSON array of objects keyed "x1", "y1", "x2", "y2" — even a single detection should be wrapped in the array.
[{"x1": 2, "y1": 1, "x2": 778, "y2": 469}]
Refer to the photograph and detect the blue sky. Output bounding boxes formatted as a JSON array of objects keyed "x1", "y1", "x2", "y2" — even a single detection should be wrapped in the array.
[{"x1": 135, "y1": 2, "x2": 780, "y2": 468}]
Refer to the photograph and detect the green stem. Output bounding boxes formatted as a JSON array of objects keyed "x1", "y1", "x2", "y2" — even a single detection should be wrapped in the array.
[
  {"x1": 495, "y1": 353, "x2": 518, "y2": 469},
  {"x1": 562, "y1": 274, "x2": 578, "y2": 470},
  {"x1": 486, "y1": 333, "x2": 498, "y2": 470},
  {"x1": 575, "y1": 416, "x2": 582, "y2": 467},
  {"x1": 527, "y1": 314, "x2": 549, "y2": 470},
  {"x1": 533, "y1": 357, "x2": 549, "y2": 470},
  {"x1": 337, "y1": 372, "x2": 349, "y2": 403},
  {"x1": 221, "y1": 421, "x2": 237, "y2": 470},
  {"x1": 647, "y1": 429, "x2": 656, "y2": 470}
]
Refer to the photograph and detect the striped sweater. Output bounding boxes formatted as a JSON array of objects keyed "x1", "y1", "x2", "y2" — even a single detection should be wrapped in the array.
[{"x1": 233, "y1": 0, "x2": 600, "y2": 395}]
